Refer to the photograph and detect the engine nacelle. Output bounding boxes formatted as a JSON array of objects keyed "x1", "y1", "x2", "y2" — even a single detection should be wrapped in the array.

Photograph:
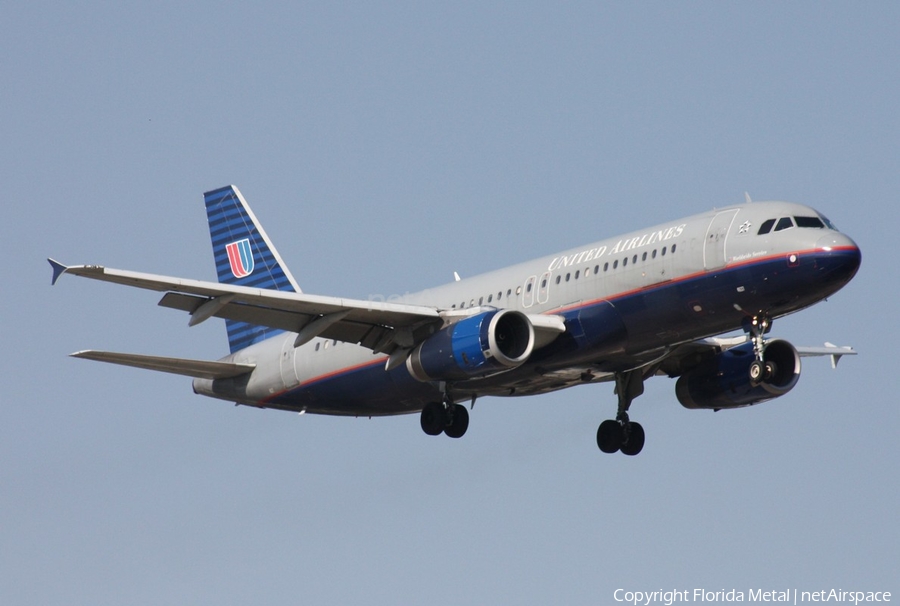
[
  {"x1": 676, "y1": 339, "x2": 801, "y2": 410},
  {"x1": 406, "y1": 309, "x2": 535, "y2": 382}
]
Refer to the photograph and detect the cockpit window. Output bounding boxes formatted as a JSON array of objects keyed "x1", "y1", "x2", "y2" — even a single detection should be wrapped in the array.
[
  {"x1": 818, "y1": 213, "x2": 837, "y2": 230},
  {"x1": 758, "y1": 219, "x2": 776, "y2": 235},
  {"x1": 774, "y1": 217, "x2": 794, "y2": 232},
  {"x1": 795, "y1": 216, "x2": 825, "y2": 229}
]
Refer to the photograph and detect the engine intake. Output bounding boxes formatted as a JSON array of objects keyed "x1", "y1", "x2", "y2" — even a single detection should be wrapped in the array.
[
  {"x1": 407, "y1": 310, "x2": 535, "y2": 382},
  {"x1": 676, "y1": 339, "x2": 801, "y2": 410}
]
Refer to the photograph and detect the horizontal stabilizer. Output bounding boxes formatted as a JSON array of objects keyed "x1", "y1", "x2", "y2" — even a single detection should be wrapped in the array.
[{"x1": 71, "y1": 350, "x2": 255, "y2": 379}]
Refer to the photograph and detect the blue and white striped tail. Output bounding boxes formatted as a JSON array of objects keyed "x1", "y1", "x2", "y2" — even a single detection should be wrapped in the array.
[{"x1": 204, "y1": 185, "x2": 301, "y2": 353}]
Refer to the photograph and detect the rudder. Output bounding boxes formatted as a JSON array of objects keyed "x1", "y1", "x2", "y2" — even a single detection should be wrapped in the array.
[{"x1": 204, "y1": 185, "x2": 301, "y2": 353}]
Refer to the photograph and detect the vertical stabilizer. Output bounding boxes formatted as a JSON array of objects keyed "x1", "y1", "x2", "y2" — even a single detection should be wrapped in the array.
[{"x1": 204, "y1": 185, "x2": 301, "y2": 353}]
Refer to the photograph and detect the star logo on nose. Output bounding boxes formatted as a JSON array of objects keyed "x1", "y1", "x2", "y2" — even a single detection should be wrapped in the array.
[{"x1": 738, "y1": 221, "x2": 752, "y2": 234}]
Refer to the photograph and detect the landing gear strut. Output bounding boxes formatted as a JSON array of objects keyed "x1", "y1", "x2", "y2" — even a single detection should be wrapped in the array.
[
  {"x1": 596, "y1": 370, "x2": 646, "y2": 456},
  {"x1": 420, "y1": 388, "x2": 469, "y2": 438},
  {"x1": 747, "y1": 316, "x2": 777, "y2": 386}
]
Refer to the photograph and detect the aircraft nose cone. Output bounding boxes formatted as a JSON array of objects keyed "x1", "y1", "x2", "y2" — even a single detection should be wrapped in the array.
[{"x1": 816, "y1": 232, "x2": 861, "y2": 282}]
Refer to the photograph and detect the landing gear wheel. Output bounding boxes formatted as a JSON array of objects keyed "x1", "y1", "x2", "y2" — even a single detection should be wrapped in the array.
[
  {"x1": 620, "y1": 422, "x2": 645, "y2": 456},
  {"x1": 420, "y1": 402, "x2": 446, "y2": 436},
  {"x1": 597, "y1": 420, "x2": 623, "y2": 453},
  {"x1": 444, "y1": 404, "x2": 469, "y2": 439},
  {"x1": 749, "y1": 360, "x2": 764, "y2": 385},
  {"x1": 764, "y1": 360, "x2": 778, "y2": 381},
  {"x1": 596, "y1": 370, "x2": 648, "y2": 455}
]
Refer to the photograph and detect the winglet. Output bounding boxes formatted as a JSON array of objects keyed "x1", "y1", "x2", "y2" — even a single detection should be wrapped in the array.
[{"x1": 48, "y1": 258, "x2": 68, "y2": 285}]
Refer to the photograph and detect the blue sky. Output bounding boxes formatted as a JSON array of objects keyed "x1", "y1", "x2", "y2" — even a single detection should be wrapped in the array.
[{"x1": 2, "y1": 3, "x2": 897, "y2": 604}]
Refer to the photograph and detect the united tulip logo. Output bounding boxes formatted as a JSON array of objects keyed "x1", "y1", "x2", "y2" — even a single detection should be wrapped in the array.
[{"x1": 225, "y1": 238, "x2": 255, "y2": 278}]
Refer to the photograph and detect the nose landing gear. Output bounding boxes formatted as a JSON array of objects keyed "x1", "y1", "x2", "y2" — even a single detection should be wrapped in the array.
[{"x1": 747, "y1": 316, "x2": 776, "y2": 386}]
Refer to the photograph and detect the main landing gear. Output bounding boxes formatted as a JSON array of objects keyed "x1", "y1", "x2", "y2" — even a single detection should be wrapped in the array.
[
  {"x1": 747, "y1": 316, "x2": 776, "y2": 386},
  {"x1": 596, "y1": 370, "x2": 646, "y2": 456},
  {"x1": 420, "y1": 398, "x2": 469, "y2": 439}
]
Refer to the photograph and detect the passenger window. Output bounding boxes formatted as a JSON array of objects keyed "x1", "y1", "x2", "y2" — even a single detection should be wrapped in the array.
[
  {"x1": 508, "y1": 289, "x2": 513, "y2": 297},
  {"x1": 487, "y1": 294, "x2": 493, "y2": 303},
  {"x1": 642, "y1": 252, "x2": 647, "y2": 261},
  {"x1": 479, "y1": 296, "x2": 484, "y2": 305},
  {"x1": 613, "y1": 260, "x2": 618, "y2": 269},
  {"x1": 632, "y1": 255, "x2": 638, "y2": 264},
  {"x1": 758, "y1": 219, "x2": 776, "y2": 235},
  {"x1": 652, "y1": 249, "x2": 657, "y2": 259},
  {"x1": 594, "y1": 264, "x2": 600, "y2": 274},
  {"x1": 623, "y1": 257, "x2": 628, "y2": 266},
  {"x1": 671, "y1": 244, "x2": 677, "y2": 253},
  {"x1": 315, "y1": 343, "x2": 320, "y2": 351},
  {"x1": 516, "y1": 287, "x2": 521, "y2": 295},
  {"x1": 470, "y1": 299, "x2": 475, "y2": 307},
  {"x1": 575, "y1": 270, "x2": 580, "y2": 279},
  {"x1": 795, "y1": 216, "x2": 825, "y2": 228},
  {"x1": 541, "y1": 278, "x2": 547, "y2": 288},
  {"x1": 604, "y1": 262, "x2": 609, "y2": 272},
  {"x1": 566, "y1": 273, "x2": 571, "y2": 282},
  {"x1": 774, "y1": 217, "x2": 794, "y2": 232},
  {"x1": 556, "y1": 275, "x2": 561, "y2": 285},
  {"x1": 662, "y1": 247, "x2": 667, "y2": 256}
]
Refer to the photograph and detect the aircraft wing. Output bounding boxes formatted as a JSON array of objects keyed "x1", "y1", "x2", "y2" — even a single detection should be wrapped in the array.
[
  {"x1": 656, "y1": 335, "x2": 856, "y2": 376},
  {"x1": 50, "y1": 260, "x2": 443, "y2": 353},
  {"x1": 794, "y1": 342, "x2": 857, "y2": 368}
]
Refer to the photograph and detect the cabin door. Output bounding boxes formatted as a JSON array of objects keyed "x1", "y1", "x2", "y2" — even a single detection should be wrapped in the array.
[
  {"x1": 704, "y1": 209, "x2": 739, "y2": 270},
  {"x1": 280, "y1": 334, "x2": 299, "y2": 389}
]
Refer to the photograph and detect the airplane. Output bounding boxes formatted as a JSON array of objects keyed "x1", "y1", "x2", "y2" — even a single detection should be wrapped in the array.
[{"x1": 49, "y1": 185, "x2": 861, "y2": 455}]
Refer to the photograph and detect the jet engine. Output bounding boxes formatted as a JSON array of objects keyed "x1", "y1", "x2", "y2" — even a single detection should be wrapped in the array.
[
  {"x1": 406, "y1": 309, "x2": 535, "y2": 382},
  {"x1": 675, "y1": 339, "x2": 801, "y2": 410}
]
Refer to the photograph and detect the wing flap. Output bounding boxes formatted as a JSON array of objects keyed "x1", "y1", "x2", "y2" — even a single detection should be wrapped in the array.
[
  {"x1": 158, "y1": 292, "x2": 313, "y2": 333},
  {"x1": 71, "y1": 350, "x2": 255, "y2": 379},
  {"x1": 157, "y1": 292, "x2": 407, "y2": 351}
]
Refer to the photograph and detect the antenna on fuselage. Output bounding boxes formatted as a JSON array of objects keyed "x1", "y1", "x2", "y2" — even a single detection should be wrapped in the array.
[
  {"x1": 744, "y1": 192, "x2": 753, "y2": 204},
  {"x1": 454, "y1": 272, "x2": 461, "y2": 282}
]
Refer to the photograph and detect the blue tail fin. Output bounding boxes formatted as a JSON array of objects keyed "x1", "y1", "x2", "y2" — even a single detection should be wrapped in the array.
[{"x1": 204, "y1": 185, "x2": 301, "y2": 353}]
